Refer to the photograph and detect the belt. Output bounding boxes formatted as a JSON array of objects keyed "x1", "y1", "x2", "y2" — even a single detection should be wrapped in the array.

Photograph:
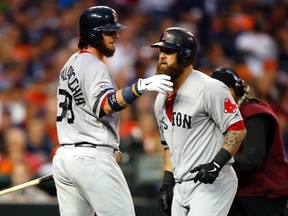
[
  {"x1": 75, "y1": 143, "x2": 101, "y2": 148},
  {"x1": 61, "y1": 142, "x2": 117, "y2": 153}
]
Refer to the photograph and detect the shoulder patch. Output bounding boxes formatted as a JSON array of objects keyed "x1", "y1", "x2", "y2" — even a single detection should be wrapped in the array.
[
  {"x1": 224, "y1": 97, "x2": 238, "y2": 113},
  {"x1": 93, "y1": 84, "x2": 113, "y2": 96}
]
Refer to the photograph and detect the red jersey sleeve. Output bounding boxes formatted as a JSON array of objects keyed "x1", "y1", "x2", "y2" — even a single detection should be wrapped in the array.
[{"x1": 228, "y1": 120, "x2": 246, "y2": 131}]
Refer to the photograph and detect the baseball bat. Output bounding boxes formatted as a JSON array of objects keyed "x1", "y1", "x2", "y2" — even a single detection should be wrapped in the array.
[{"x1": 0, "y1": 173, "x2": 53, "y2": 196}]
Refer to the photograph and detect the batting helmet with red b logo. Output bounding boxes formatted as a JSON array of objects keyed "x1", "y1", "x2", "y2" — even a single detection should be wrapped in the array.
[
  {"x1": 151, "y1": 27, "x2": 197, "y2": 67},
  {"x1": 79, "y1": 6, "x2": 127, "y2": 47}
]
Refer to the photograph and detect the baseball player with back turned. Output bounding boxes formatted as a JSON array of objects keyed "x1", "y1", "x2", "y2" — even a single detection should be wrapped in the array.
[
  {"x1": 52, "y1": 6, "x2": 173, "y2": 216},
  {"x1": 151, "y1": 27, "x2": 247, "y2": 216}
]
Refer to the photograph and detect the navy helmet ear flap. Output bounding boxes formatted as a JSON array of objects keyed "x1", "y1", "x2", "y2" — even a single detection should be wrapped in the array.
[
  {"x1": 177, "y1": 49, "x2": 193, "y2": 68},
  {"x1": 86, "y1": 31, "x2": 103, "y2": 47},
  {"x1": 235, "y1": 79, "x2": 245, "y2": 97}
]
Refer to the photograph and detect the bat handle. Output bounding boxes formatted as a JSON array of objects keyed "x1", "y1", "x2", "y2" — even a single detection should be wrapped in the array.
[{"x1": 39, "y1": 174, "x2": 53, "y2": 183}]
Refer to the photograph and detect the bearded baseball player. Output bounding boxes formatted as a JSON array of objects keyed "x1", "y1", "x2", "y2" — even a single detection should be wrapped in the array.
[
  {"x1": 52, "y1": 6, "x2": 173, "y2": 216},
  {"x1": 151, "y1": 27, "x2": 247, "y2": 216}
]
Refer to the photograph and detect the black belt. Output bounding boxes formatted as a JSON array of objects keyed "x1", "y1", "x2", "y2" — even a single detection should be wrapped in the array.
[
  {"x1": 75, "y1": 143, "x2": 100, "y2": 148},
  {"x1": 61, "y1": 142, "x2": 116, "y2": 150}
]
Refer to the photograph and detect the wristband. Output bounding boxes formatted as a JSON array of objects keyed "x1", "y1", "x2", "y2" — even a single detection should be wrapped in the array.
[
  {"x1": 107, "y1": 92, "x2": 124, "y2": 111},
  {"x1": 213, "y1": 148, "x2": 232, "y2": 168},
  {"x1": 122, "y1": 84, "x2": 141, "y2": 104},
  {"x1": 132, "y1": 83, "x2": 142, "y2": 97}
]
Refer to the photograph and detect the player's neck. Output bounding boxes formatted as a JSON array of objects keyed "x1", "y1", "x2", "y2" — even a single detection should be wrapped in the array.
[
  {"x1": 84, "y1": 47, "x2": 104, "y2": 61},
  {"x1": 173, "y1": 66, "x2": 192, "y2": 92}
]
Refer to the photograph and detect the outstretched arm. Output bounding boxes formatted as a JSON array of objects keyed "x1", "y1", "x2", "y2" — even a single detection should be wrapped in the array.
[{"x1": 102, "y1": 75, "x2": 173, "y2": 115}]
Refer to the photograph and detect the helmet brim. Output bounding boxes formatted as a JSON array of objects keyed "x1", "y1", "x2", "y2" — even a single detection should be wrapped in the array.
[
  {"x1": 101, "y1": 23, "x2": 127, "y2": 31},
  {"x1": 151, "y1": 41, "x2": 180, "y2": 50}
]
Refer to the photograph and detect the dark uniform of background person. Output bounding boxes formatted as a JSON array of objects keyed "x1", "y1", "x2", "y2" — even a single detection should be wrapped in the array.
[{"x1": 211, "y1": 67, "x2": 288, "y2": 216}]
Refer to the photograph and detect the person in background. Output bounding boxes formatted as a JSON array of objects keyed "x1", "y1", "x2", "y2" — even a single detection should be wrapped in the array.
[
  {"x1": 0, "y1": 127, "x2": 43, "y2": 176},
  {"x1": 211, "y1": 67, "x2": 288, "y2": 216},
  {"x1": 0, "y1": 162, "x2": 54, "y2": 203}
]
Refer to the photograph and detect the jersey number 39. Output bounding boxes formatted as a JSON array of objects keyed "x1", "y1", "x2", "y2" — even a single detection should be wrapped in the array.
[{"x1": 57, "y1": 89, "x2": 75, "y2": 123}]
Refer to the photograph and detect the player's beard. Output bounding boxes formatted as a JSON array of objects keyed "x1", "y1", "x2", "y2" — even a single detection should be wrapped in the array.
[
  {"x1": 97, "y1": 41, "x2": 115, "y2": 57},
  {"x1": 156, "y1": 61, "x2": 184, "y2": 81}
]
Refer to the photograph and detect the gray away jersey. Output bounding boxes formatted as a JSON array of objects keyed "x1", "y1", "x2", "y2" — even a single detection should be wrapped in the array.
[
  {"x1": 56, "y1": 51, "x2": 120, "y2": 149},
  {"x1": 154, "y1": 70, "x2": 243, "y2": 182}
]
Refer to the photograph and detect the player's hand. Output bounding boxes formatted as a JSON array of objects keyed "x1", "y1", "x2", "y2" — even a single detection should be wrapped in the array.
[
  {"x1": 137, "y1": 75, "x2": 173, "y2": 94},
  {"x1": 190, "y1": 161, "x2": 221, "y2": 184},
  {"x1": 159, "y1": 184, "x2": 173, "y2": 216}
]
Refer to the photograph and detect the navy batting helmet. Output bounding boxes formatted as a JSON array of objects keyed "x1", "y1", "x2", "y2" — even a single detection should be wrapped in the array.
[
  {"x1": 211, "y1": 67, "x2": 246, "y2": 97},
  {"x1": 151, "y1": 27, "x2": 197, "y2": 67},
  {"x1": 79, "y1": 6, "x2": 127, "y2": 47}
]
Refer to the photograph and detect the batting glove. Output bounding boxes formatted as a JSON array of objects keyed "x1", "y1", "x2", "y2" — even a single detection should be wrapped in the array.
[
  {"x1": 137, "y1": 75, "x2": 173, "y2": 94},
  {"x1": 190, "y1": 161, "x2": 221, "y2": 184},
  {"x1": 159, "y1": 184, "x2": 173, "y2": 216}
]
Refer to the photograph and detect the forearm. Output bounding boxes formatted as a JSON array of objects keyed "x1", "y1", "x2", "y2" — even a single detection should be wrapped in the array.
[
  {"x1": 213, "y1": 128, "x2": 247, "y2": 169},
  {"x1": 102, "y1": 83, "x2": 141, "y2": 115},
  {"x1": 222, "y1": 128, "x2": 247, "y2": 156},
  {"x1": 163, "y1": 148, "x2": 173, "y2": 172},
  {"x1": 162, "y1": 148, "x2": 174, "y2": 188}
]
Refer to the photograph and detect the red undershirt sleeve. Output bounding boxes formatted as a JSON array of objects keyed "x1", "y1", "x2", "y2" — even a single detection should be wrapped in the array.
[{"x1": 228, "y1": 120, "x2": 245, "y2": 131}]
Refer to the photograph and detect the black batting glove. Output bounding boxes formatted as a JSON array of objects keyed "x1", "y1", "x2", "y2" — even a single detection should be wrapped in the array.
[
  {"x1": 190, "y1": 161, "x2": 221, "y2": 184},
  {"x1": 159, "y1": 184, "x2": 173, "y2": 216},
  {"x1": 190, "y1": 148, "x2": 232, "y2": 184},
  {"x1": 159, "y1": 171, "x2": 175, "y2": 216}
]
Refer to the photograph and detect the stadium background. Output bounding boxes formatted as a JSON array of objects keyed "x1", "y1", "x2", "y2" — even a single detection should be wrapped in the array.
[{"x1": 0, "y1": 0, "x2": 287, "y2": 215}]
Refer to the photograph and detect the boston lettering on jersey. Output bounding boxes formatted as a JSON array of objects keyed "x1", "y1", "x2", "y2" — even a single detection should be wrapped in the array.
[
  {"x1": 172, "y1": 112, "x2": 192, "y2": 128},
  {"x1": 61, "y1": 66, "x2": 85, "y2": 106},
  {"x1": 160, "y1": 112, "x2": 192, "y2": 133}
]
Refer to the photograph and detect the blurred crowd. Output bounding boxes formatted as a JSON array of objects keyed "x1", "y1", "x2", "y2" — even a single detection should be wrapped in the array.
[{"x1": 0, "y1": 0, "x2": 288, "y2": 200}]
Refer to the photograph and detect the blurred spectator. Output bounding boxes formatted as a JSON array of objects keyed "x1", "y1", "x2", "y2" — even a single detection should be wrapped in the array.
[
  {"x1": 137, "y1": 111, "x2": 162, "y2": 154},
  {"x1": 250, "y1": 59, "x2": 280, "y2": 103},
  {"x1": 43, "y1": 92, "x2": 60, "y2": 159},
  {"x1": 276, "y1": 22, "x2": 288, "y2": 74},
  {"x1": 0, "y1": 162, "x2": 55, "y2": 203},
  {"x1": 271, "y1": 86, "x2": 288, "y2": 160},
  {"x1": 235, "y1": 20, "x2": 278, "y2": 77},
  {"x1": 0, "y1": 107, "x2": 12, "y2": 153},
  {"x1": 199, "y1": 40, "x2": 234, "y2": 71},
  {"x1": 0, "y1": 127, "x2": 43, "y2": 176},
  {"x1": 0, "y1": 85, "x2": 26, "y2": 126},
  {"x1": 25, "y1": 117, "x2": 53, "y2": 163},
  {"x1": 119, "y1": 106, "x2": 142, "y2": 153},
  {"x1": 138, "y1": 0, "x2": 177, "y2": 27},
  {"x1": 106, "y1": 20, "x2": 138, "y2": 74}
]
